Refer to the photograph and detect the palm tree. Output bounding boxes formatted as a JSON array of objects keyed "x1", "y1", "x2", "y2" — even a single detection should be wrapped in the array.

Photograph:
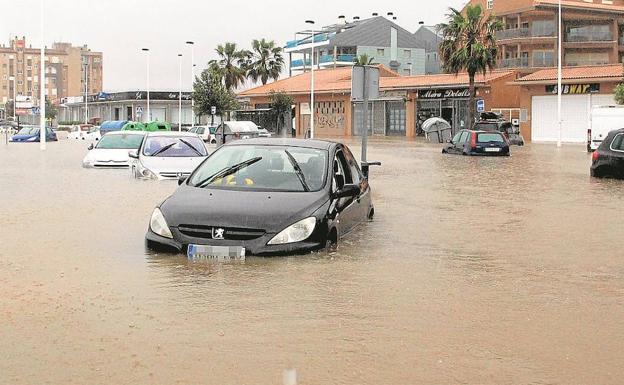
[
  {"x1": 354, "y1": 54, "x2": 375, "y2": 65},
  {"x1": 247, "y1": 39, "x2": 284, "y2": 85},
  {"x1": 438, "y1": 5, "x2": 503, "y2": 127},
  {"x1": 209, "y1": 42, "x2": 249, "y2": 91}
]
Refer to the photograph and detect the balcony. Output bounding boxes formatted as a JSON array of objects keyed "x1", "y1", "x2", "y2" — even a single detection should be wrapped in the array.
[
  {"x1": 565, "y1": 59, "x2": 610, "y2": 66},
  {"x1": 498, "y1": 28, "x2": 530, "y2": 40},
  {"x1": 565, "y1": 26, "x2": 613, "y2": 42},
  {"x1": 284, "y1": 32, "x2": 335, "y2": 52},
  {"x1": 500, "y1": 57, "x2": 530, "y2": 68},
  {"x1": 290, "y1": 59, "x2": 311, "y2": 69},
  {"x1": 497, "y1": 25, "x2": 555, "y2": 40},
  {"x1": 319, "y1": 54, "x2": 356, "y2": 66}
]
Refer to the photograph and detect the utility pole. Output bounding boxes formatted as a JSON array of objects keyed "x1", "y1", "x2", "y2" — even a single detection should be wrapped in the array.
[
  {"x1": 178, "y1": 53, "x2": 183, "y2": 131},
  {"x1": 39, "y1": 0, "x2": 46, "y2": 150},
  {"x1": 557, "y1": 0, "x2": 562, "y2": 148}
]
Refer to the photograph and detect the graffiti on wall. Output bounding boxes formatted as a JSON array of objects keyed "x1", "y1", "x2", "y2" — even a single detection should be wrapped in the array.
[{"x1": 314, "y1": 101, "x2": 345, "y2": 130}]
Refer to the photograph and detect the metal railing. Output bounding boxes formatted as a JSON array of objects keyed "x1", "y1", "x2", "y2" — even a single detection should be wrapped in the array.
[
  {"x1": 497, "y1": 26, "x2": 555, "y2": 40},
  {"x1": 500, "y1": 57, "x2": 530, "y2": 68},
  {"x1": 565, "y1": 31, "x2": 613, "y2": 42},
  {"x1": 290, "y1": 59, "x2": 311, "y2": 68}
]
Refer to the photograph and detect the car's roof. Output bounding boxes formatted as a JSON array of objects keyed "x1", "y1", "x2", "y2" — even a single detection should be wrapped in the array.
[
  {"x1": 145, "y1": 131, "x2": 199, "y2": 137},
  {"x1": 226, "y1": 137, "x2": 336, "y2": 150}
]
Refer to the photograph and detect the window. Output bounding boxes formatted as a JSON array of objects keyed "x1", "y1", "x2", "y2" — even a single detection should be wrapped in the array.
[
  {"x1": 376, "y1": 48, "x2": 385, "y2": 56},
  {"x1": 458, "y1": 131, "x2": 469, "y2": 143},
  {"x1": 487, "y1": 0, "x2": 493, "y2": 9},
  {"x1": 611, "y1": 134, "x2": 624, "y2": 152},
  {"x1": 403, "y1": 69, "x2": 411, "y2": 75},
  {"x1": 343, "y1": 146, "x2": 363, "y2": 185},
  {"x1": 404, "y1": 50, "x2": 411, "y2": 58}
]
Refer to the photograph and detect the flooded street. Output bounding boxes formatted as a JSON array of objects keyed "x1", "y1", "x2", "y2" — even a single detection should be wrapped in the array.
[{"x1": 1, "y1": 138, "x2": 623, "y2": 385}]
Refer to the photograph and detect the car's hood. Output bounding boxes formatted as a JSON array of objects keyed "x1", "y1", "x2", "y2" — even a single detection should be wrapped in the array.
[
  {"x1": 141, "y1": 156, "x2": 207, "y2": 174},
  {"x1": 161, "y1": 186, "x2": 328, "y2": 232},
  {"x1": 84, "y1": 148, "x2": 133, "y2": 162}
]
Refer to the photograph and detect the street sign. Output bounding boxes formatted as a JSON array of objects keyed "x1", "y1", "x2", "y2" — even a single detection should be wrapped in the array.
[
  {"x1": 476, "y1": 99, "x2": 485, "y2": 113},
  {"x1": 211, "y1": 106, "x2": 216, "y2": 115},
  {"x1": 136, "y1": 106, "x2": 143, "y2": 115},
  {"x1": 351, "y1": 66, "x2": 380, "y2": 102},
  {"x1": 31, "y1": 107, "x2": 40, "y2": 115},
  {"x1": 16, "y1": 96, "x2": 33, "y2": 109}
]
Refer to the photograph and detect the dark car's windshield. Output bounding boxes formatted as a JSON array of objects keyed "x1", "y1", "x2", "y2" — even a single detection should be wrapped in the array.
[
  {"x1": 189, "y1": 145, "x2": 328, "y2": 192},
  {"x1": 17, "y1": 127, "x2": 39, "y2": 135},
  {"x1": 477, "y1": 133, "x2": 506, "y2": 143},
  {"x1": 96, "y1": 133, "x2": 145, "y2": 149},
  {"x1": 142, "y1": 136, "x2": 207, "y2": 157}
]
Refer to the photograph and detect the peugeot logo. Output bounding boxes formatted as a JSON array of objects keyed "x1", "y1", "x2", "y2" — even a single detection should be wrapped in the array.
[{"x1": 212, "y1": 228, "x2": 225, "y2": 240}]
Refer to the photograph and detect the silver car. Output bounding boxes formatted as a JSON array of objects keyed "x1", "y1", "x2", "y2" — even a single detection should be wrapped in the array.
[{"x1": 129, "y1": 131, "x2": 208, "y2": 180}]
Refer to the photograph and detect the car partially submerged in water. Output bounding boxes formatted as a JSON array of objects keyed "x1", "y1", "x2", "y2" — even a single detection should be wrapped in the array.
[
  {"x1": 82, "y1": 131, "x2": 146, "y2": 168},
  {"x1": 145, "y1": 138, "x2": 380, "y2": 257}
]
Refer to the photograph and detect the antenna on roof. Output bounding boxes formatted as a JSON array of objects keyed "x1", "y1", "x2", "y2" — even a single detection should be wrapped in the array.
[
  {"x1": 387, "y1": 12, "x2": 394, "y2": 17},
  {"x1": 393, "y1": 16, "x2": 397, "y2": 20},
  {"x1": 338, "y1": 15, "x2": 346, "y2": 24},
  {"x1": 353, "y1": 16, "x2": 360, "y2": 21},
  {"x1": 419, "y1": 21, "x2": 425, "y2": 25},
  {"x1": 372, "y1": 12, "x2": 379, "y2": 16}
]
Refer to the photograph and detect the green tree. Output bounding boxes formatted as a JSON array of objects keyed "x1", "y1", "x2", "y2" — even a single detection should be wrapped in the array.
[
  {"x1": 209, "y1": 42, "x2": 249, "y2": 91},
  {"x1": 614, "y1": 64, "x2": 624, "y2": 104},
  {"x1": 45, "y1": 99, "x2": 57, "y2": 121},
  {"x1": 193, "y1": 65, "x2": 239, "y2": 119},
  {"x1": 268, "y1": 91, "x2": 294, "y2": 134},
  {"x1": 247, "y1": 39, "x2": 284, "y2": 85},
  {"x1": 354, "y1": 54, "x2": 375, "y2": 65},
  {"x1": 4, "y1": 100, "x2": 14, "y2": 118},
  {"x1": 438, "y1": 5, "x2": 503, "y2": 127}
]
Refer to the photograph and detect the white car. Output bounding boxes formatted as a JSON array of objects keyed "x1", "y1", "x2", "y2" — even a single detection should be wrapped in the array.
[
  {"x1": 84, "y1": 127, "x2": 101, "y2": 141},
  {"x1": 188, "y1": 125, "x2": 217, "y2": 144},
  {"x1": 129, "y1": 131, "x2": 208, "y2": 180},
  {"x1": 82, "y1": 131, "x2": 146, "y2": 168},
  {"x1": 68, "y1": 124, "x2": 93, "y2": 140}
]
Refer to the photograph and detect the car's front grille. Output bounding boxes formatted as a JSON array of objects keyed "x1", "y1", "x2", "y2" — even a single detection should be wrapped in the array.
[
  {"x1": 178, "y1": 224, "x2": 265, "y2": 241},
  {"x1": 93, "y1": 164, "x2": 128, "y2": 168},
  {"x1": 159, "y1": 172, "x2": 190, "y2": 179}
]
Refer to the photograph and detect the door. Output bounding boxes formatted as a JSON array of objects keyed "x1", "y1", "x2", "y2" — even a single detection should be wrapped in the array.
[
  {"x1": 451, "y1": 130, "x2": 469, "y2": 154},
  {"x1": 386, "y1": 101, "x2": 406, "y2": 136},
  {"x1": 331, "y1": 148, "x2": 359, "y2": 235}
]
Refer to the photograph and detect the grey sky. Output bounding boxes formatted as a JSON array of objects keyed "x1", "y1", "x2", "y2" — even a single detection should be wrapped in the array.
[{"x1": 2, "y1": 0, "x2": 466, "y2": 92}]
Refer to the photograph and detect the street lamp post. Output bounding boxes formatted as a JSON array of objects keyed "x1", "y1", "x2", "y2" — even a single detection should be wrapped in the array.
[
  {"x1": 305, "y1": 20, "x2": 315, "y2": 139},
  {"x1": 141, "y1": 48, "x2": 150, "y2": 122},
  {"x1": 83, "y1": 62, "x2": 89, "y2": 124},
  {"x1": 186, "y1": 41, "x2": 195, "y2": 125},
  {"x1": 178, "y1": 53, "x2": 183, "y2": 131},
  {"x1": 557, "y1": 0, "x2": 562, "y2": 148},
  {"x1": 39, "y1": 0, "x2": 46, "y2": 150}
]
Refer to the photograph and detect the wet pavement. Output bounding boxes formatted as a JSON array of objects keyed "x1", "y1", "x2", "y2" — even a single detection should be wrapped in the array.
[{"x1": 1, "y1": 138, "x2": 623, "y2": 385}]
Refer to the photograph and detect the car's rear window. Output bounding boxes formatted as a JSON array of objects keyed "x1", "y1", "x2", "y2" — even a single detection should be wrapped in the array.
[
  {"x1": 611, "y1": 133, "x2": 624, "y2": 151},
  {"x1": 477, "y1": 133, "x2": 505, "y2": 143}
]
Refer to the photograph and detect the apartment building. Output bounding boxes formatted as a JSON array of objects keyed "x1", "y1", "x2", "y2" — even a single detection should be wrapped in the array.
[
  {"x1": 0, "y1": 36, "x2": 103, "y2": 106},
  {"x1": 284, "y1": 15, "x2": 426, "y2": 76},
  {"x1": 466, "y1": 0, "x2": 624, "y2": 71}
]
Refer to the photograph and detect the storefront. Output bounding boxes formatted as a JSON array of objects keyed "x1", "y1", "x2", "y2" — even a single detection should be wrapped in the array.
[
  {"x1": 416, "y1": 88, "x2": 472, "y2": 134},
  {"x1": 513, "y1": 65, "x2": 621, "y2": 143}
]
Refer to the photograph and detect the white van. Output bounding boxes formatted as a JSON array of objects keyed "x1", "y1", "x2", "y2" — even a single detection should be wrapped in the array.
[{"x1": 588, "y1": 105, "x2": 624, "y2": 152}]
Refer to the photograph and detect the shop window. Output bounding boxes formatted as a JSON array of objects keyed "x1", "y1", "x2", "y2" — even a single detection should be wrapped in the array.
[{"x1": 377, "y1": 48, "x2": 385, "y2": 56}]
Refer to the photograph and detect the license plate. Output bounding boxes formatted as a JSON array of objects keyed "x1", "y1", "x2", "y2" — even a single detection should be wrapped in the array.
[
  {"x1": 187, "y1": 244, "x2": 245, "y2": 261},
  {"x1": 484, "y1": 147, "x2": 500, "y2": 152}
]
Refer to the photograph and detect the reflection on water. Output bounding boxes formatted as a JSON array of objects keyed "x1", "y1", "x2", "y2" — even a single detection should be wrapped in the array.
[{"x1": 1, "y1": 139, "x2": 623, "y2": 385}]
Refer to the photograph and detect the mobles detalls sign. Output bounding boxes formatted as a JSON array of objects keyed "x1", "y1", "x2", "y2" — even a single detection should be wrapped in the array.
[
  {"x1": 417, "y1": 88, "x2": 471, "y2": 99},
  {"x1": 545, "y1": 83, "x2": 600, "y2": 94}
]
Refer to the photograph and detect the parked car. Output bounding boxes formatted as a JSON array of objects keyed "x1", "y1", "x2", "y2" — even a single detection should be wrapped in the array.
[
  {"x1": 84, "y1": 126, "x2": 101, "y2": 141},
  {"x1": 68, "y1": 124, "x2": 93, "y2": 140},
  {"x1": 129, "y1": 131, "x2": 208, "y2": 180},
  {"x1": 10, "y1": 126, "x2": 57, "y2": 142},
  {"x1": 474, "y1": 113, "x2": 524, "y2": 146},
  {"x1": 82, "y1": 131, "x2": 146, "y2": 168},
  {"x1": 99, "y1": 120, "x2": 128, "y2": 136},
  {"x1": 590, "y1": 128, "x2": 624, "y2": 179},
  {"x1": 145, "y1": 138, "x2": 380, "y2": 257},
  {"x1": 442, "y1": 129, "x2": 510, "y2": 156},
  {"x1": 215, "y1": 121, "x2": 260, "y2": 144},
  {"x1": 189, "y1": 125, "x2": 217, "y2": 144},
  {"x1": 587, "y1": 105, "x2": 624, "y2": 152},
  {"x1": 257, "y1": 127, "x2": 273, "y2": 138}
]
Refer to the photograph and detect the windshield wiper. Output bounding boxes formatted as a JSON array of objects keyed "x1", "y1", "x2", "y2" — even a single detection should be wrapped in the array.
[
  {"x1": 179, "y1": 138, "x2": 203, "y2": 156},
  {"x1": 195, "y1": 157, "x2": 263, "y2": 188},
  {"x1": 284, "y1": 150, "x2": 310, "y2": 192},
  {"x1": 150, "y1": 142, "x2": 176, "y2": 156}
]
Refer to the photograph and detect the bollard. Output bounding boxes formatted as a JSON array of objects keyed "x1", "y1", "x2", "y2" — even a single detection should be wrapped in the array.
[{"x1": 282, "y1": 368, "x2": 297, "y2": 385}]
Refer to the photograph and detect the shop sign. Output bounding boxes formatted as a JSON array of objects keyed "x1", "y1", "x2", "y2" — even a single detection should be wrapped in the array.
[
  {"x1": 418, "y1": 88, "x2": 471, "y2": 99},
  {"x1": 545, "y1": 83, "x2": 599, "y2": 94}
]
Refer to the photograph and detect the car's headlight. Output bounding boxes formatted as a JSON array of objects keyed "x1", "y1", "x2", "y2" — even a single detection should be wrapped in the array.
[
  {"x1": 268, "y1": 217, "x2": 316, "y2": 245},
  {"x1": 136, "y1": 162, "x2": 157, "y2": 179},
  {"x1": 82, "y1": 159, "x2": 95, "y2": 168},
  {"x1": 26, "y1": 136, "x2": 38, "y2": 142},
  {"x1": 150, "y1": 208, "x2": 173, "y2": 239}
]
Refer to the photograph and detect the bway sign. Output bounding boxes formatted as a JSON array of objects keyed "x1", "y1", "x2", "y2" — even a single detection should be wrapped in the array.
[
  {"x1": 418, "y1": 88, "x2": 471, "y2": 99},
  {"x1": 546, "y1": 83, "x2": 599, "y2": 94}
]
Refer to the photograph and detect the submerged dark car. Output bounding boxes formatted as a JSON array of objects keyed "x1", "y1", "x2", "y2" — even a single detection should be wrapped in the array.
[
  {"x1": 10, "y1": 126, "x2": 57, "y2": 142},
  {"x1": 473, "y1": 119, "x2": 525, "y2": 146},
  {"x1": 146, "y1": 138, "x2": 379, "y2": 257},
  {"x1": 590, "y1": 128, "x2": 624, "y2": 179},
  {"x1": 442, "y1": 129, "x2": 510, "y2": 156}
]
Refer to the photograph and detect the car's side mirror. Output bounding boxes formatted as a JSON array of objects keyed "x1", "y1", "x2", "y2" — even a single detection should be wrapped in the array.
[
  {"x1": 361, "y1": 161, "x2": 381, "y2": 178},
  {"x1": 87, "y1": 144, "x2": 94, "y2": 150},
  {"x1": 178, "y1": 175, "x2": 188, "y2": 185},
  {"x1": 128, "y1": 150, "x2": 139, "y2": 159},
  {"x1": 333, "y1": 184, "x2": 360, "y2": 199}
]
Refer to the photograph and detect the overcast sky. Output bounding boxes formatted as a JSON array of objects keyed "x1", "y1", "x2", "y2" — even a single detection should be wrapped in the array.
[{"x1": 3, "y1": 0, "x2": 466, "y2": 92}]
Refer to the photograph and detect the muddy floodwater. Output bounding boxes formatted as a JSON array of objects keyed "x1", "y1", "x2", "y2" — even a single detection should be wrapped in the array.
[{"x1": 1, "y1": 138, "x2": 623, "y2": 385}]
